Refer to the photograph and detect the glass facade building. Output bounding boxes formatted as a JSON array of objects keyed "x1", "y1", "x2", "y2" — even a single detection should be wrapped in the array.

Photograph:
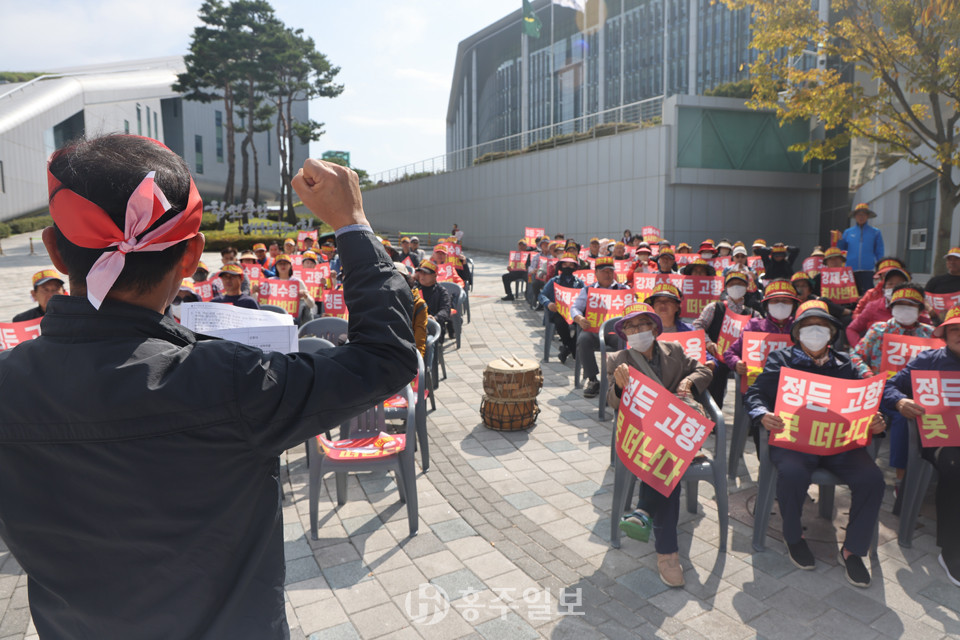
[{"x1": 447, "y1": 0, "x2": 758, "y2": 165}]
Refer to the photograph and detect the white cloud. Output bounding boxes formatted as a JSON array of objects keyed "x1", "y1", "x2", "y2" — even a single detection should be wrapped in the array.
[{"x1": 394, "y1": 68, "x2": 449, "y2": 89}]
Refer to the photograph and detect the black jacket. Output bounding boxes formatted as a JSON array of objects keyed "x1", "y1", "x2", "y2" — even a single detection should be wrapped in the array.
[
  {"x1": 0, "y1": 230, "x2": 417, "y2": 639},
  {"x1": 11, "y1": 305, "x2": 43, "y2": 323},
  {"x1": 419, "y1": 283, "x2": 452, "y2": 325}
]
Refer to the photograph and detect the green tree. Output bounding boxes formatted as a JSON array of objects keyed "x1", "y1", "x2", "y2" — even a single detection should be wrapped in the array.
[{"x1": 724, "y1": 0, "x2": 960, "y2": 274}]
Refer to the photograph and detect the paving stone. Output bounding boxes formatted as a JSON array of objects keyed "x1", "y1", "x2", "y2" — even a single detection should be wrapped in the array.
[
  {"x1": 565, "y1": 480, "x2": 607, "y2": 498},
  {"x1": 503, "y1": 491, "x2": 547, "y2": 511},
  {"x1": 429, "y1": 519, "x2": 477, "y2": 543},
  {"x1": 474, "y1": 611, "x2": 540, "y2": 640},
  {"x1": 322, "y1": 560, "x2": 373, "y2": 590},
  {"x1": 430, "y1": 568, "x2": 487, "y2": 602},
  {"x1": 307, "y1": 622, "x2": 360, "y2": 640},
  {"x1": 285, "y1": 557, "x2": 322, "y2": 586}
]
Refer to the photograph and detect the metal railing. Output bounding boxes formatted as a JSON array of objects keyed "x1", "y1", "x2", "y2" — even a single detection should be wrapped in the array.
[{"x1": 368, "y1": 95, "x2": 664, "y2": 187}]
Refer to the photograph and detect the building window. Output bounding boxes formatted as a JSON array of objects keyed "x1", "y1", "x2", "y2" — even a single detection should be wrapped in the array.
[
  {"x1": 215, "y1": 111, "x2": 224, "y2": 162},
  {"x1": 124, "y1": 119, "x2": 129, "y2": 134},
  {"x1": 154, "y1": 112, "x2": 159, "y2": 140},
  {"x1": 906, "y1": 180, "x2": 937, "y2": 274},
  {"x1": 146, "y1": 106, "x2": 152, "y2": 137},
  {"x1": 194, "y1": 135, "x2": 204, "y2": 174}
]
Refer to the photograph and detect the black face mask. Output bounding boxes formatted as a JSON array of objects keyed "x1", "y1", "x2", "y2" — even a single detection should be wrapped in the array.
[{"x1": 560, "y1": 268, "x2": 576, "y2": 277}]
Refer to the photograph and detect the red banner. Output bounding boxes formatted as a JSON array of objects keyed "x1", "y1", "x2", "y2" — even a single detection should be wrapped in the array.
[
  {"x1": 709, "y1": 256, "x2": 733, "y2": 272},
  {"x1": 632, "y1": 273, "x2": 685, "y2": 299},
  {"x1": 297, "y1": 264, "x2": 329, "y2": 299},
  {"x1": 658, "y1": 330, "x2": 707, "y2": 364},
  {"x1": 553, "y1": 284, "x2": 580, "y2": 325},
  {"x1": 193, "y1": 279, "x2": 217, "y2": 302},
  {"x1": 771, "y1": 369, "x2": 885, "y2": 454},
  {"x1": 573, "y1": 269, "x2": 596, "y2": 286},
  {"x1": 912, "y1": 371, "x2": 960, "y2": 447},
  {"x1": 524, "y1": 227, "x2": 545, "y2": 245},
  {"x1": 802, "y1": 256, "x2": 823, "y2": 273},
  {"x1": 717, "y1": 310, "x2": 752, "y2": 355},
  {"x1": 820, "y1": 267, "x2": 858, "y2": 304},
  {"x1": 0, "y1": 318, "x2": 42, "y2": 350},
  {"x1": 615, "y1": 367, "x2": 715, "y2": 497},
  {"x1": 613, "y1": 259, "x2": 633, "y2": 284},
  {"x1": 879, "y1": 334, "x2": 943, "y2": 378},
  {"x1": 297, "y1": 230, "x2": 318, "y2": 251},
  {"x1": 583, "y1": 288, "x2": 634, "y2": 333},
  {"x1": 241, "y1": 264, "x2": 262, "y2": 283},
  {"x1": 258, "y1": 279, "x2": 300, "y2": 315},
  {"x1": 323, "y1": 290, "x2": 349, "y2": 319},
  {"x1": 679, "y1": 276, "x2": 723, "y2": 319},
  {"x1": 740, "y1": 331, "x2": 794, "y2": 393},
  {"x1": 441, "y1": 243, "x2": 462, "y2": 257},
  {"x1": 925, "y1": 291, "x2": 960, "y2": 315},
  {"x1": 436, "y1": 263, "x2": 458, "y2": 282},
  {"x1": 508, "y1": 251, "x2": 527, "y2": 271},
  {"x1": 641, "y1": 226, "x2": 662, "y2": 243}
]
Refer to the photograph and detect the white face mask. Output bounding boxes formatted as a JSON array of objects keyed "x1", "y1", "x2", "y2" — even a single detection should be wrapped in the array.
[
  {"x1": 884, "y1": 287, "x2": 894, "y2": 302},
  {"x1": 727, "y1": 285, "x2": 747, "y2": 301},
  {"x1": 627, "y1": 330, "x2": 656, "y2": 352},
  {"x1": 798, "y1": 325, "x2": 832, "y2": 352},
  {"x1": 768, "y1": 302, "x2": 794, "y2": 320},
  {"x1": 701, "y1": 252, "x2": 714, "y2": 260},
  {"x1": 891, "y1": 305, "x2": 919, "y2": 326}
]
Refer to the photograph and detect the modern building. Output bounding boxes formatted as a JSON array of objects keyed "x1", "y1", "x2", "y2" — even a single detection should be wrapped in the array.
[{"x1": 0, "y1": 56, "x2": 308, "y2": 221}]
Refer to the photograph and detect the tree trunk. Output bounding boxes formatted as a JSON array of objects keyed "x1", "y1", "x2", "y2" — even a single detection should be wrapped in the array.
[
  {"x1": 935, "y1": 168, "x2": 960, "y2": 276},
  {"x1": 252, "y1": 136, "x2": 260, "y2": 206},
  {"x1": 223, "y1": 86, "x2": 236, "y2": 205},
  {"x1": 239, "y1": 136, "x2": 250, "y2": 221},
  {"x1": 285, "y1": 97, "x2": 296, "y2": 224}
]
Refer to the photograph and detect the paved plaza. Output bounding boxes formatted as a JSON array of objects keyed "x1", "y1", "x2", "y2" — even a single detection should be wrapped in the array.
[{"x1": 0, "y1": 230, "x2": 958, "y2": 639}]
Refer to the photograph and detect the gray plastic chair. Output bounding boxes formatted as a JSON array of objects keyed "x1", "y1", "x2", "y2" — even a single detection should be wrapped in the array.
[
  {"x1": 728, "y1": 373, "x2": 752, "y2": 479},
  {"x1": 597, "y1": 317, "x2": 626, "y2": 421},
  {"x1": 299, "y1": 317, "x2": 349, "y2": 345},
  {"x1": 438, "y1": 281, "x2": 465, "y2": 349},
  {"x1": 426, "y1": 318, "x2": 446, "y2": 385},
  {"x1": 260, "y1": 304, "x2": 289, "y2": 315},
  {"x1": 465, "y1": 257, "x2": 475, "y2": 292},
  {"x1": 752, "y1": 431, "x2": 880, "y2": 553},
  {"x1": 610, "y1": 391, "x2": 728, "y2": 551},
  {"x1": 385, "y1": 351, "x2": 429, "y2": 472},
  {"x1": 898, "y1": 419, "x2": 938, "y2": 548},
  {"x1": 308, "y1": 385, "x2": 418, "y2": 539}
]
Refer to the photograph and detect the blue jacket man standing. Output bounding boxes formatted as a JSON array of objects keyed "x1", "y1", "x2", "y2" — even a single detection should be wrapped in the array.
[{"x1": 838, "y1": 203, "x2": 885, "y2": 294}]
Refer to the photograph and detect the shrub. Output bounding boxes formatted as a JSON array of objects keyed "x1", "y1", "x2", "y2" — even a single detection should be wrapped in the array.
[
  {"x1": 0, "y1": 222, "x2": 10, "y2": 239},
  {"x1": 7, "y1": 215, "x2": 52, "y2": 235}
]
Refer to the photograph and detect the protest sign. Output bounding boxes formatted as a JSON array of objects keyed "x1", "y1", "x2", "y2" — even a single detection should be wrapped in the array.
[
  {"x1": 297, "y1": 264, "x2": 329, "y2": 299},
  {"x1": 802, "y1": 256, "x2": 823, "y2": 273},
  {"x1": 524, "y1": 227, "x2": 545, "y2": 245},
  {"x1": 925, "y1": 291, "x2": 960, "y2": 315},
  {"x1": 193, "y1": 279, "x2": 217, "y2": 302},
  {"x1": 717, "y1": 310, "x2": 752, "y2": 355},
  {"x1": 323, "y1": 290, "x2": 349, "y2": 319},
  {"x1": 747, "y1": 256, "x2": 763, "y2": 272},
  {"x1": 709, "y1": 257, "x2": 732, "y2": 272},
  {"x1": 613, "y1": 260, "x2": 633, "y2": 285},
  {"x1": 508, "y1": 251, "x2": 527, "y2": 271},
  {"x1": 402, "y1": 255, "x2": 415, "y2": 270},
  {"x1": 912, "y1": 371, "x2": 960, "y2": 447},
  {"x1": 436, "y1": 263, "x2": 458, "y2": 282},
  {"x1": 615, "y1": 367, "x2": 715, "y2": 496},
  {"x1": 632, "y1": 273, "x2": 685, "y2": 301},
  {"x1": 583, "y1": 289, "x2": 634, "y2": 333},
  {"x1": 819, "y1": 267, "x2": 859, "y2": 304},
  {"x1": 678, "y1": 276, "x2": 723, "y2": 319},
  {"x1": 770, "y1": 369, "x2": 885, "y2": 454},
  {"x1": 740, "y1": 331, "x2": 794, "y2": 393},
  {"x1": 297, "y1": 230, "x2": 318, "y2": 251},
  {"x1": 0, "y1": 318, "x2": 42, "y2": 351},
  {"x1": 879, "y1": 334, "x2": 943, "y2": 378},
  {"x1": 641, "y1": 226, "x2": 662, "y2": 243},
  {"x1": 258, "y1": 279, "x2": 300, "y2": 315},
  {"x1": 574, "y1": 269, "x2": 596, "y2": 286},
  {"x1": 241, "y1": 264, "x2": 262, "y2": 283},
  {"x1": 658, "y1": 330, "x2": 707, "y2": 364},
  {"x1": 553, "y1": 285, "x2": 580, "y2": 324},
  {"x1": 674, "y1": 253, "x2": 699, "y2": 266}
]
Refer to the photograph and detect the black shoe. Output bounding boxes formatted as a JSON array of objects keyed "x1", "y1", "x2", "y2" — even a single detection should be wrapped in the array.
[
  {"x1": 838, "y1": 549, "x2": 871, "y2": 588},
  {"x1": 583, "y1": 380, "x2": 600, "y2": 398},
  {"x1": 558, "y1": 345, "x2": 570, "y2": 364},
  {"x1": 787, "y1": 539, "x2": 815, "y2": 570},
  {"x1": 501, "y1": 294, "x2": 515, "y2": 301}
]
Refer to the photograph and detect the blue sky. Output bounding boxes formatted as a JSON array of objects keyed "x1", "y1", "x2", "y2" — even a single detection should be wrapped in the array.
[{"x1": 0, "y1": 0, "x2": 522, "y2": 175}]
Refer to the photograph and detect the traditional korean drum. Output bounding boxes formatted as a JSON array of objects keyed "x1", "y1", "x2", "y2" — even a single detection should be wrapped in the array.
[{"x1": 480, "y1": 357, "x2": 543, "y2": 431}]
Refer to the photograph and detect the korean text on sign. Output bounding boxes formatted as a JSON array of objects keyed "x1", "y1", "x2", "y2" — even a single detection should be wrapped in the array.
[
  {"x1": 297, "y1": 264, "x2": 329, "y2": 299},
  {"x1": 770, "y1": 368, "x2": 885, "y2": 454},
  {"x1": 436, "y1": 263, "x2": 458, "y2": 282},
  {"x1": 717, "y1": 311, "x2": 752, "y2": 355},
  {"x1": 241, "y1": 264, "x2": 262, "y2": 283},
  {"x1": 679, "y1": 276, "x2": 722, "y2": 319},
  {"x1": 819, "y1": 267, "x2": 859, "y2": 304},
  {"x1": 641, "y1": 226, "x2": 662, "y2": 243},
  {"x1": 583, "y1": 289, "x2": 634, "y2": 333},
  {"x1": 297, "y1": 230, "x2": 318, "y2": 251},
  {"x1": 911, "y1": 371, "x2": 960, "y2": 447},
  {"x1": 802, "y1": 256, "x2": 823, "y2": 273},
  {"x1": 508, "y1": 251, "x2": 527, "y2": 272},
  {"x1": 615, "y1": 366, "x2": 715, "y2": 496},
  {"x1": 658, "y1": 330, "x2": 707, "y2": 364},
  {"x1": 0, "y1": 318, "x2": 42, "y2": 351},
  {"x1": 193, "y1": 279, "x2": 217, "y2": 302},
  {"x1": 573, "y1": 269, "x2": 596, "y2": 286},
  {"x1": 322, "y1": 290, "x2": 348, "y2": 319},
  {"x1": 879, "y1": 334, "x2": 943, "y2": 378},
  {"x1": 552, "y1": 284, "x2": 580, "y2": 325},
  {"x1": 740, "y1": 331, "x2": 793, "y2": 393},
  {"x1": 925, "y1": 291, "x2": 960, "y2": 314},
  {"x1": 524, "y1": 227, "x2": 545, "y2": 244},
  {"x1": 632, "y1": 273, "x2": 685, "y2": 300},
  {"x1": 258, "y1": 279, "x2": 300, "y2": 316}
]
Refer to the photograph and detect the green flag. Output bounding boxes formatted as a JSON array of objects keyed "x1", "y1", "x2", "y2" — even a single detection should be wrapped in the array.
[{"x1": 522, "y1": 0, "x2": 541, "y2": 38}]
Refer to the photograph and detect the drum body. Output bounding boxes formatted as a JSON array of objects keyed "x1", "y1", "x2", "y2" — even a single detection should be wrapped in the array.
[{"x1": 480, "y1": 358, "x2": 543, "y2": 431}]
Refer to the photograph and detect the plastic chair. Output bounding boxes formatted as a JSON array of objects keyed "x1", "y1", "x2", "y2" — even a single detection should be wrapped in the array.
[
  {"x1": 385, "y1": 351, "x2": 430, "y2": 472},
  {"x1": 299, "y1": 317, "x2": 349, "y2": 344},
  {"x1": 463, "y1": 286, "x2": 471, "y2": 324},
  {"x1": 610, "y1": 391, "x2": 728, "y2": 551},
  {"x1": 752, "y1": 431, "x2": 880, "y2": 553},
  {"x1": 513, "y1": 277, "x2": 526, "y2": 298},
  {"x1": 898, "y1": 419, "x2": 938, "y2": 548},
  {"x1": 542, "y1": 309, "x2": 556, "y2": 362},
  {"x1": 298, "y1": 302, "x2": 315, "y2": 326},
  {"x1": 597, "y1": 317, "x2": 626, "y2": 421},
  {"x1": 308, "y1": 385, "x2": 418, "y2": 539},
  {"x1": 260, "y1": 304, "x2": 289, "y2": 315},
  {"x1": 728, "y1": 373, "x2": 752, "y2": 479},
  {"x1": 465, "y1": 257, "x2": 475, "y2": 292},
  {"x1": 438, "y1": 282, "x2": 465, "y2": 349},
  {"x1": 425, "y1": 318, "x2": 445, "y2": 388},
  {"x1": 297, "y1": 337, "x2": 337, "y2": 462}
]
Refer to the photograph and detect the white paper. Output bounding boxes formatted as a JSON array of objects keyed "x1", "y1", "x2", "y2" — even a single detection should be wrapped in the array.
[
  {"x1": 200, "y1": 325, "x2": 299, "y2": 354},
  {"x1": 181, "y1": 302, "x2": 294, "y2": 331}
]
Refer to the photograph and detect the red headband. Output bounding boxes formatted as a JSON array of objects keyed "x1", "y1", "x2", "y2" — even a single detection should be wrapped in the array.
[{"x1": 48, "y1": 166, "x2": 203, "y2": 309}]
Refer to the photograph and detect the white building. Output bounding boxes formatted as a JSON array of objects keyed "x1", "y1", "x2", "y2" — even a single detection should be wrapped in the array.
[{"x1": 0, "y1": 56, "x2": 308, "y2": 221}]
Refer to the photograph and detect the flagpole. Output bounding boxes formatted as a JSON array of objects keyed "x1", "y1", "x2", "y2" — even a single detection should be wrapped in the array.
[
  {"x1": 620, "y1": 0, "x2": 624, "y2": 118},
  {"x1": 521, "y1": 30, "x2": 529, "y2": 146},
  {"x1": 550, "y1": 1, "x2": 555, "y2": 135}
]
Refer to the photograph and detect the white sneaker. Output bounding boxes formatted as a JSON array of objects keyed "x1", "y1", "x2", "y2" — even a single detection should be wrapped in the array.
[{"x1": 940, "y1": 553, "x2": 960, "y2": 587}]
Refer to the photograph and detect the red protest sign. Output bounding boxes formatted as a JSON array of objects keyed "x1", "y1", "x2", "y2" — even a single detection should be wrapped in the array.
[
  {"x1": 641, "y1": 226, "x2": 662, "y2": 243},
  {"x1": 436, "y1": 263, "x2": 457, "y2": 282},
  {"x1": 802, "y1": 256, "x2": 823, "y2": 273},
  {"x1": 297, "y1": 230, "x2": 318, "y2": 251},
  {"x1": 674, "y1": 253, "x2": 699, "y2": 266},
  {"x1": 583, "y1": 288, "x2": 634, "y2": 333},
  {"x1": 524, "y1": 227, "x2": 545, "y2": 244},
  {"x1": 258, "y1": 279, "x2": 300, "y2": 315},
  {"x1": 573, "y1": 269, "x2": 596, "y2": 286},
  {"x1": 553, "y1": 284, "x2": 580, "y2": 325},
  {"x1": 615, "y1": 367, "x2": 715, "y2": 497},
  {"x1": 241, "y1": 264, "x2": 262, "y2": 283},
  {"x1": 0, "y1": 318, "x2": 42, "y2": 350},
  {"x1": 508, "y1": 251, "x2": 527, "y2": 271},
  {"x1": 925, "y1": 291, "x2": 960, "y2": 315},
  {"x1": 632, "y1": 273, "x2": 685, "y2": 301},
  {"x1": 709, "y1": 257, "x2": 733, "y2": 272},
  {"x1": 298, "y1": 265, "x2": 329, "y2": 299},
  {"x1": 678, "y1": 276, "x2": 723, "y2": 319},
  {"x1": 819, "y1": 267, "x2": 859, "y2": 304},
  {"x1": 441, "y1": 243, "x2": 462, "y2": 257},
  {"x1": 912, "y1": 371, "x2": 960, "y2": 447},
  {"x1": 193, "y1": 279, "x2": 217, "y2": 302},
  {"x1": 879, "y1": 334, "x2": 943, "y2": 378},
  {"x1": 770, "y1": 369, "x2": 885, "y2": 454},
  {"x1": 717, "y1": 310, "x2": 752, "y2": 355},
  {"x1": 658, "y1": 330, "x2": 707, "y2": 364},
  {"x1": 740, "y1": 331, "x2": 793, "y2": 393},
  {"x1": 323, "y1": 290, "x2": 348, "y2": 319},
  {"x1": 747, "y1": 256, "x2": 763, "y2": 273},
  {"x1": 613, "y1": 260, "x2": 633, "y2": 284},
  {"x1": 402, "y1": 255, "x2": 415, "y2": 270}
]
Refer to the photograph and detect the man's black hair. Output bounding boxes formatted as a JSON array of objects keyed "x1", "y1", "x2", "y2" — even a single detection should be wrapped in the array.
[
  {"x1": 49, "y1": 134, "x2": 193, "y2": 296},
  {"x1": 221, "y1": 246, "x2": 237, "y2": 256}
]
